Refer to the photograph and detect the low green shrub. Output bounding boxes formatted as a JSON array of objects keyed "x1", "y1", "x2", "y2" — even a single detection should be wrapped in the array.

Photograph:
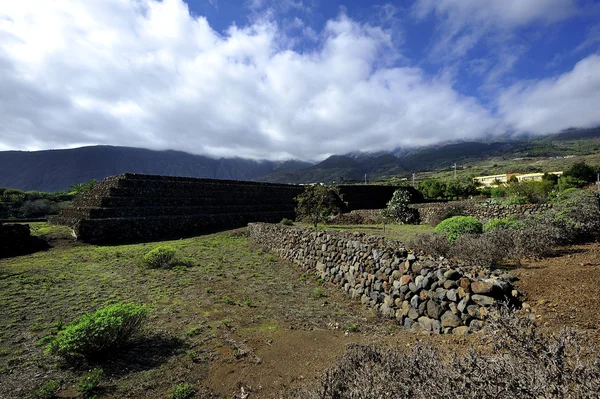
[
  {"x1": 45, "y1": 302, "x2": 149, "y2": 361},
  {"x1": 428, "y1": 205, "x2": 465, "y2": 226},
  {"x1": 76, "y1": 368, "x2": 103, "y2": 395},
  {"x1": 169, "y1": 382, "x2": 196, "y2": 399},
  {"x1": 483, "y1": 218, "x2": 525, "y2": 232},
  {"x1": 435, "y1": 216, "x2": 482, "y2": 244},
  {"x1": 557, "y1": 187, "x2": 579, "y2": 197},
  {"x1": 501, "y1": 195, "x2": 527, "y2": 205},
  {"x1": 32, "y1": 380, "x2": 61, "y2": 399},
  {"x1": 143, "y1": 246, "x2": 176, "y2": 269},
  {"x1": 280, "y1": 218, "x2": 294, "y2": 226}
]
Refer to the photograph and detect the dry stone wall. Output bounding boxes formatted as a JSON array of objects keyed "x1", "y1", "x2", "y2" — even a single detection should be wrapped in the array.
[
  {"x1": 410, "y1": 200, "x2": 554, "y2": 225},
  {"x1": 248, "y1": 223, "x2": 520, "y2": 334}
]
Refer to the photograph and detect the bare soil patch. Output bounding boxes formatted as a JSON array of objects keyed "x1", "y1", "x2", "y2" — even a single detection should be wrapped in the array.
[{"x1": 511, "y1": 242, "x2": 600, "y2": 337}]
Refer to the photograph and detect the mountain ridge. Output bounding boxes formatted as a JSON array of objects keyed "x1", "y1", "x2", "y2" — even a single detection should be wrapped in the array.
[{"x1": 1, "y1": 127, "x2": 599, "y2": 191}]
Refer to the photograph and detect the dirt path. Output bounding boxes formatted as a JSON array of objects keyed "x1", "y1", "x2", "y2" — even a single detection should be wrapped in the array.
[
  {"x1": 512, "y1": 242, "x2": 600, "y2": 337},
  {"x1": 205, "y1": 242, "x2": 600, "y2": 398}
]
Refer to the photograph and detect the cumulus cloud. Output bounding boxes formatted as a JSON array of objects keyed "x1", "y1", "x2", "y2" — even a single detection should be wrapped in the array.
[
  {"x1": 0, "y1": 0, "x2": 504, "y2": 160},
  {"x1": 498, "y1": 54, "x2": 600, "y2": 134}
]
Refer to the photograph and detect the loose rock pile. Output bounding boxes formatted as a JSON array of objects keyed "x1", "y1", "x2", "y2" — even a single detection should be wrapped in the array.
[{"x1": 248, "y1": 223, "x2": 520, "y2": 334}]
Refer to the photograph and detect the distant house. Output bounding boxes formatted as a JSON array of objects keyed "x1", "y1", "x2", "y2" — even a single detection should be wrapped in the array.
[
  {"x1": 472, "y1": 174, "x2": 509, "y2": 187},
  {"x1": 473, "y1": 171, "x2": 563, "y2": 187}
]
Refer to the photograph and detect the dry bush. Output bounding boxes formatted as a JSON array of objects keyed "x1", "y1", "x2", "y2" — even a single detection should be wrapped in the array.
[
  {"x1": 551, "y1": 190, "x2": 600, "y2": 244},
  {"x1": 449, "y1": 232, "x2": 507, "y2": 267},
  {"x1": 293, "y1": 310, "x2": 600, "y2": 399},
  {"x1": 407, "y1": 232, "x2": 451, "y2": 258},
  {"x1": 509, "y1": 223, "x2": 560, "y2": 263},
  {"x1": 448, "y1": 223, "x2": 560, "y2": 267}
]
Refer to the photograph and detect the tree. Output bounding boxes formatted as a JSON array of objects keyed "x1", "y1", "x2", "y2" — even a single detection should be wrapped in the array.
[
  {"x1": 294, "y1": 185, "x2": 341, "y2": 228},
  {"x1": 444, "y1": 180, "x2": 463, "y2": 199},
  {"x1": 418, "y1": 179, "x2": 446, "y2": 199},
  {"x1": 542, "y1": 173, "x2": 559, "y2": 185},
  {"x1": 382, "y1": 189, "x2": 419, "y2": 224},
  {"x1": 20, "y1": 199, "x2": 52, "y2": 218},
  {"x1": 564, "y1": 162, "x2": 595, "y2": 183},
  {"x1": 68, "y1": 179, "x2": 97, "y2": 196},
  {"x1": 557, "y1": 176, "x2": 585, "y2": 191}
]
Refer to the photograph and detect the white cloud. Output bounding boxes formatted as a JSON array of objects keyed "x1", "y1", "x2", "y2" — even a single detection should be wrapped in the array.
[
  {"x1": 575, "y1": 22, "x2": 600, "y2": 53},
  {"x1": 413, "y1": 0, "x2": 577, "y2": 29},
  {"x1": 498, "y1": 54, "x2": 600, "y2": 134},
  {"x1": 413, "y1": 0, "x2": 579, "y2": 81},
  {"x1": 0, "y1": 0, "x2": 505, "y2": 160}
]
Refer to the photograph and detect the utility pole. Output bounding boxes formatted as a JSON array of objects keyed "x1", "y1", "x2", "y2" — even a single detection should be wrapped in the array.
[
  {"x1": 453, "y1": 163, "x2": 457, "y2": 179},
  {"x1": 364, "y1": 173, "x2": 367, "y2": 185}
]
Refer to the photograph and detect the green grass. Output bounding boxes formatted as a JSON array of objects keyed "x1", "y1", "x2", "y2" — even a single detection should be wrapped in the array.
[
  {"x1": 316, "y1": 223, "x2": 435, "y2": 242},
  {"x1": 0, "y1": 223, "x2": 372, "y2": 398}
]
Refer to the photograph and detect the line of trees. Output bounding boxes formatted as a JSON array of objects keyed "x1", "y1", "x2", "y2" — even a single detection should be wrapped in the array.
[{"x1": 0, "y1": 179, "x2": 97, "y2": 219}]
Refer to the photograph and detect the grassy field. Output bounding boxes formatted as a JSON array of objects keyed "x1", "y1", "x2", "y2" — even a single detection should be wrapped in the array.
[
  {"x1": 0, "y1": 223, "x2": 421, "y2": 398},
  {"x1": 315, "y1": 223, "x2": 435, "y2": 242}
]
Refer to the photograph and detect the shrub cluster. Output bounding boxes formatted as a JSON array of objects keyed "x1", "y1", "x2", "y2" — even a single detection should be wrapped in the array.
[
  {"x1": 483, "y1": 217, "x2": 524, "y2": 232},
  {"x1": 551, "y1": 189, "x2": 600, "y2": 243},
  {"x1": 434, "y1": 216, "x2": 482, "y2": 244},
  {"x1": 31, "y1": 380, "x2": 61, "y2": 399},
  {"x1": 76, "y1": 367, "x2": 104, "y2": 395},
  {"x1": 0, "y1": 187, "x2": 73, "y2": 219},
  {"x1": 294, "y1": 310, "x2": 600, "y2": 399},
  {"x1": 143, "y1": 246, "x2": 177, "y2": 269},
  {"x1": 169, "y1": 383, "x2": 196, "y2": 399},
  {"x1": 450, "y1": 223, "x2": 559, "y2": 267},
  {"x1": 406, "y1": 232, "x2": 451, "y2": 258},
  {"x1": 418, "y1": 178, "x2": 479, "y2": 200},
  {"x1": 412, "y1": 190, "x2": 600, "y2": 266},
  {"x1": 45, "y1": 302, "x2": 149, "y2": 361}
]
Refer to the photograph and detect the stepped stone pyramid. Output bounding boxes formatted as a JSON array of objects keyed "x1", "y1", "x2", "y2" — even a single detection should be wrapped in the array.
[{"x1": 51, "y1": 173, "x2": 304, "y2": 243}]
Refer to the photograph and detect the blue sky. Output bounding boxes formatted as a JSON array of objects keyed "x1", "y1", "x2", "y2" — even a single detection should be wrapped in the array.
[
  {"x1": 188, "y1": 0, "x2": 600, "y2": 100},
  {"x1": 1, "y1": 0, "x2": 600, "y2": 160}
]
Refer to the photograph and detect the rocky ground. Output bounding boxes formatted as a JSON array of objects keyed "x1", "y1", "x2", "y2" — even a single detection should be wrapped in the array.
[{"x1": 1, "y1": 223, "x2": 599, "y2": 398}]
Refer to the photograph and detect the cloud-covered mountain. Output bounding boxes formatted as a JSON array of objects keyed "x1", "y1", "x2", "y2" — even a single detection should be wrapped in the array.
[
  {"x1": 1, "y1": 1, "x2": 600, "y2": 162},
  {"x1": 1, "y1": 127, "x2": 599, "y2": 191},
  {"x1": 0, "y1": 146, "x2": 298, "y2": 192}
]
